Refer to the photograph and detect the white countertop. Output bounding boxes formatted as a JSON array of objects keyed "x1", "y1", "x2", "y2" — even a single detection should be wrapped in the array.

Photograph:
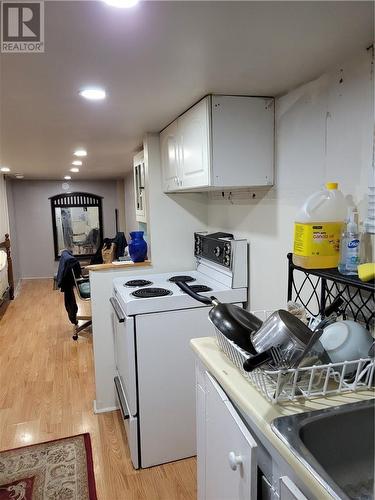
[{"x1": 191, "y1": 337, "x2": 374, "y2": 499}]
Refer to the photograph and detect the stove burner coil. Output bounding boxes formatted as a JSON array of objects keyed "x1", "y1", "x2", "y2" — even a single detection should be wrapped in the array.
[
  {"x1": 131, "y1": 288, "x2": 173, "y2": 298},
  {"x1": 168, "y1": 275, "x2": 196, "y2": 283},
  {"x1": 124, "y1": 279, "x2": 153, "y2": 287}
]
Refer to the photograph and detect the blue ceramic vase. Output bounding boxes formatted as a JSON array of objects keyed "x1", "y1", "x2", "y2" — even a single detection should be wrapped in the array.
[{"x1": 128, "y1": 231, "x2": 148, "y2": 263}]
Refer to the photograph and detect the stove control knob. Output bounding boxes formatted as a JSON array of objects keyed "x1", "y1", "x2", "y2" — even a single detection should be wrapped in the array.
[
  {"x1": 195, "y1": 236, "x2": 201, "y2": 253},
  {"x1": 224, "y1": 255, "x2": 231, "y2": 266},
  {"x1": 224, "y1": 243, "x2": 231, "y2": 255},
  {"x1": 214, "y1": 246, "x2": 221, "y2": 257}
]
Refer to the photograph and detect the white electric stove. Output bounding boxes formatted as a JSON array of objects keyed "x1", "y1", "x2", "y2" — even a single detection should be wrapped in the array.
[{"x1": 110, "y1": 232, "x2": 248, "y2": 469}]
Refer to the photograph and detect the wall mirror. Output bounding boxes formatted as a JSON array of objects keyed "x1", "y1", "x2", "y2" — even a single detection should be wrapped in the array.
[{"x1": 50, "y1": 192, "x2": 103, "y2": 259}]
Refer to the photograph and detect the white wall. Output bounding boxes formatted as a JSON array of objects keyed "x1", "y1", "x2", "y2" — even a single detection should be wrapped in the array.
[
  {"x1": 0, "y1": 175, "x2": 9, "y2": 240},
  {"x1": 144, "y1": 133, "x2": 208, "y2": 272},
  {"x1": 207, "y1": 51, "x2": 373, "y2": 311},
  {"x1": 8, "y1": 179, "x2": 121, "y2": 278}
]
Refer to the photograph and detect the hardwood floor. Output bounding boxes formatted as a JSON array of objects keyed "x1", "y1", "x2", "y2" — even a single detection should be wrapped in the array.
[{"x1": 0, "y1": 279, "x2": 197, "y2": 500}]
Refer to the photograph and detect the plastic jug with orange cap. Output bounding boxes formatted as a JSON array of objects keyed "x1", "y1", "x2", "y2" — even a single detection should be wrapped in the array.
[{"x1": 293, "y1": 183, "x2": 348, "y2": 269}]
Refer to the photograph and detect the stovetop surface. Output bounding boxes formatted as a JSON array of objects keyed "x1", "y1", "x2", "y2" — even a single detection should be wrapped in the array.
[{"x1": 113, "y1": 270, "x2": 247, "y2": 316}]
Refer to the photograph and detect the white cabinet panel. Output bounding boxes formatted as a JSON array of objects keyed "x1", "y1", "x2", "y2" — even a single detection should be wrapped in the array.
[
  {"x1": 279, "y1": 476, "x2": 308, "y2": 500},
  {"x1": 160, "y1": 95, "x2": 274, "y2": 193},
  {"x1": 133, "y1": 151, "x2": 147, "y2": 223},
  {"x1": 211, "y1": 95, "x2": 274, "y2": 187},
  {"x1": 204, "y1": 372, "x2": 257, "y2": 500},
  {"x1": 179, "y1": 98, "x2": 210, "y2": 189},
  {"x1": 160, "y1": 120, "x2": 180, "y2": 192}
]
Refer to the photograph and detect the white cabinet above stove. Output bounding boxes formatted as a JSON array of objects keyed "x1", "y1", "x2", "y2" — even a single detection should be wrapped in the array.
[{"x1": 160, "y1": 95, "x2": 274, "y2": 193}]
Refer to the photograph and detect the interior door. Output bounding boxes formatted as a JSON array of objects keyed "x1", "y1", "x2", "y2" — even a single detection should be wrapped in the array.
[
  {"x1": 205, "y1": 372, "x2": 257, "y2": 500},
  {"x1": 160, "y1": 120, "x2": 179, "y2": 192},
  {"x1": 179, "y1": 97, "x2": 210, "y2": 189}
]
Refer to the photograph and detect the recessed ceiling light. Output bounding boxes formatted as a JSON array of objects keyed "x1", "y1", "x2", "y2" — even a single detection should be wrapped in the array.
[
  {"x1": 64, "y1": 175, "x2": 72, "y2": 180},
  {"x1": 74, "y1": 149, "x2": 87, "y2": 157},
  {"x1": 79, "y1": 87, "x2": 106, "y2": 100},
  {"x1": 104, "y1": 0, "x2": 139, "y2": 7},
  {"x1": 0, "y1": 167, "x2": 10, "y2": 172},
  {"x1": 15, "y1": 174, "x2": 24, "y2": 179},
  {"x1": 70, "y1": 168, "x2": 80, "y2": 173},
  {"x1": 72, "y1": 160, "x2": 82, "y2": 166}
]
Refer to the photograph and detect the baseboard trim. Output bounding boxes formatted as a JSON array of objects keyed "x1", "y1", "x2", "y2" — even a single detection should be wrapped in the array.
[
  {"x1": 22, "y1": 276, "x2": 54, "y2": 280},
  {"x1": 93, "y1": 400, "x2": 119, "y2": 414}
]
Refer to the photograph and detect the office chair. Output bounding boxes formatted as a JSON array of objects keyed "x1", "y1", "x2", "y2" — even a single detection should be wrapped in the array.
[
  {"x1": 57, "y1": 249, "x2": 92, "y2": 341},
  {"x1": 71, "y1": 268, "x2": 92, "y2": 340}
]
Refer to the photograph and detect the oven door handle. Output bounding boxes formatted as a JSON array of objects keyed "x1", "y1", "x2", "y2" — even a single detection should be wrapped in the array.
[
  {"x1": 110, "y1": 297, "x2": 125, "y2": 323},
  {"x1": 114, "y1": 376, "x2": 130, "y2": 420}
]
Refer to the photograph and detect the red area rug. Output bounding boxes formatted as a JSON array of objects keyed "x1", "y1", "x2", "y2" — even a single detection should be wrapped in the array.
[{"x1": 0, "y1": 433, "x2": 97, "y2": 499}]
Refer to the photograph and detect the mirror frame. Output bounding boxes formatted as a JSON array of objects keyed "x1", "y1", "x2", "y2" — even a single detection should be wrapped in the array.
[{"x1": 50, "y1": 192, "x2": 103, "y2": 260}]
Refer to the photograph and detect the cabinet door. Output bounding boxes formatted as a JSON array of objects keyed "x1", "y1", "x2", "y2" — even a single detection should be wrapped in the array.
[
  {"x1": 205, "y1": 372, "x2": 257, "y2": 500},
  {"x1": 133, "y1": 152, "x2": 147, "y2": 223},
  {"x1": 211, "y1": 95, "x2": 274, "y2": 187},
  {"x1": 179, "y1": 97, "x2": 210, "y2": 189},
  {"x1": 160, "y1": 120, "x2": 179, "y2": 192},
  {"x1": 279, "y1": 476, "x2": 308, "y2": 500}
]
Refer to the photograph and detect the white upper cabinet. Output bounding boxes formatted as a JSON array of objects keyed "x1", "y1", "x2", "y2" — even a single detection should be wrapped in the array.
[
  {"x1": 179, "y1": 98, "x2": 210, "y2": 189},
  {"x1": 133, "y1": 151, "x2": 147, "y2": 223},
  {"x1": 160, "y1": 95, "x2": 274, "y2": 193},
  {"x1": 160, "y1": 120, "x2": 180, "y2": 192}
]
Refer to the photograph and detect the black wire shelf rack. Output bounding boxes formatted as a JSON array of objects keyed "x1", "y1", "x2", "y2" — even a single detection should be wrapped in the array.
[{"x1": 287, "y1": 253, "x2": 375, "y2": 330}]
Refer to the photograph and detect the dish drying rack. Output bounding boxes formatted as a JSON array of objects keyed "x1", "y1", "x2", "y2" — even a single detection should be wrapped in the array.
[
  {"x1": 215, "y1": 327, "x2": 374, "y2": 404},
  {"x1": 215, "y1": 256, "x2": 375, "y2": 404}
]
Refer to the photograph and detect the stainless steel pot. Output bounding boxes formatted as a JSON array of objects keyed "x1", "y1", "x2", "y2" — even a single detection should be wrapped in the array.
[{"x1": 243, "y1": 310, "x2": 315, "y2": 372}]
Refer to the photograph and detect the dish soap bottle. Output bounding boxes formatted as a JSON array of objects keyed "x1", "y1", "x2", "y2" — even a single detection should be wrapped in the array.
[
  {"x1": 293, "y1": 182, "x2": 347, "y2": 269},
  {"x1": 338, "y1": 208, "x2": 360, "y2": 275}
]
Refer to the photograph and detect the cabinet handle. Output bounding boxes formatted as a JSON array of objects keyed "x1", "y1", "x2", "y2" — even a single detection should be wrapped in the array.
[{"x1": 228, "y1": 452, "x2": 243, "y2": 471}]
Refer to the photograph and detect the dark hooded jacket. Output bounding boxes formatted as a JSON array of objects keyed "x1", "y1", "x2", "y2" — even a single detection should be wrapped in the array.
[{"x1": 57, "y1": 250, "x2": 81, "y2": 324}]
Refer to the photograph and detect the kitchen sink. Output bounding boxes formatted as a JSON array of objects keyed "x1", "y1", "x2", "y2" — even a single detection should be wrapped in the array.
[{"x1": 272, "y1": 399, "x2": 374, "y2": 500}]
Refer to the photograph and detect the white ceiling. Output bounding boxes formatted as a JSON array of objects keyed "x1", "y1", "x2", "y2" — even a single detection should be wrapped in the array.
[{"x1": 1, "y1": 1, "x2": 373, "y2": 180}]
